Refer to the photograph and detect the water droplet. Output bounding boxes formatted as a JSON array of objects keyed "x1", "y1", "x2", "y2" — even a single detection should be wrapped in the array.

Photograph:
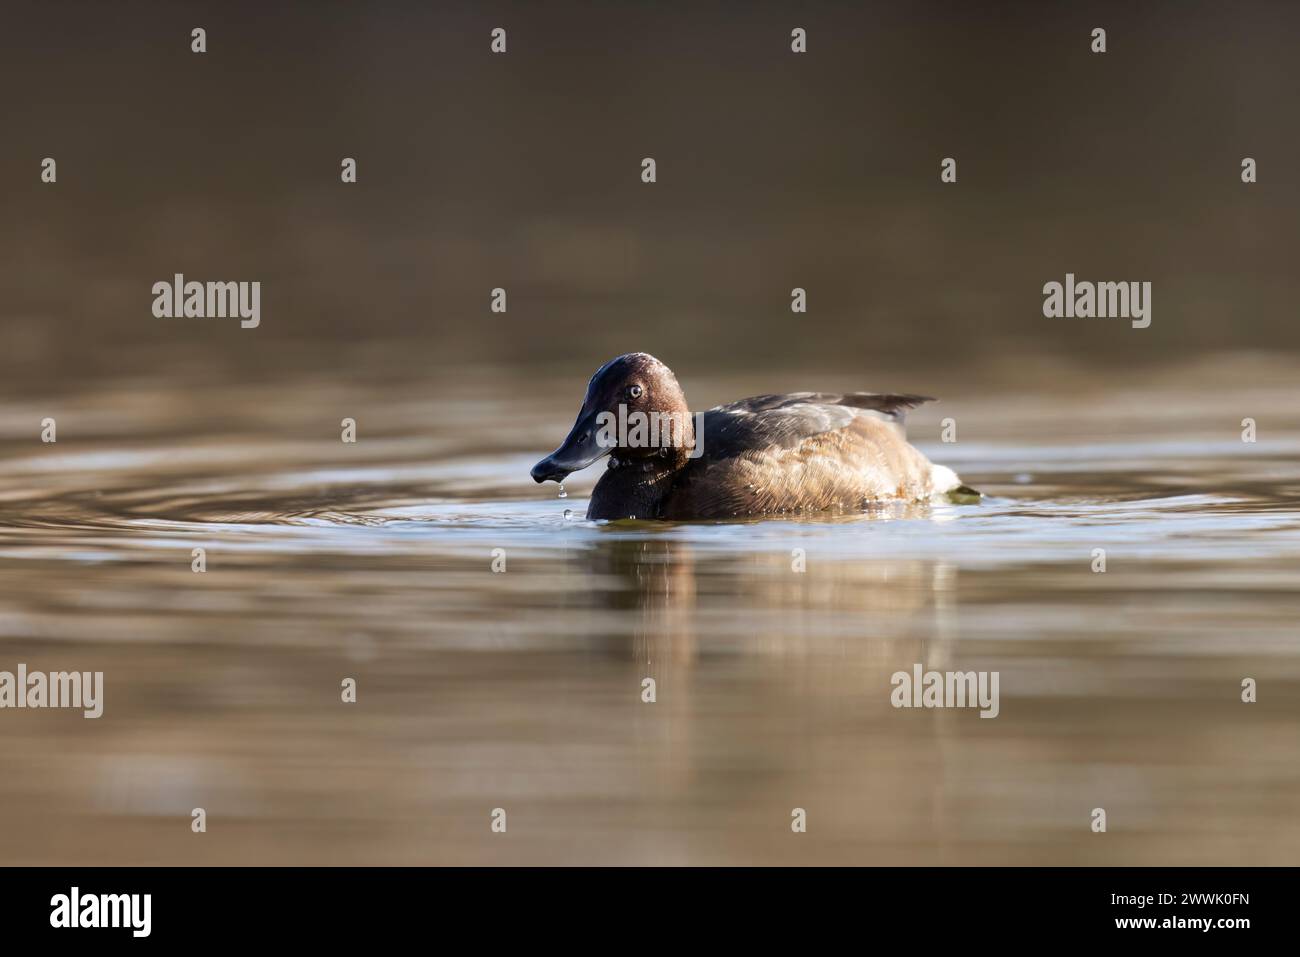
[{"x1": 557, "y1": 483, "x2": 567, "y2": 499}]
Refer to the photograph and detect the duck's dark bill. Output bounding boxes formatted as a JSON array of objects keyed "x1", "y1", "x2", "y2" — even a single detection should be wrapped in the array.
[{"x1": 530, "y1": 414, "x2": 607, "y2": 483}]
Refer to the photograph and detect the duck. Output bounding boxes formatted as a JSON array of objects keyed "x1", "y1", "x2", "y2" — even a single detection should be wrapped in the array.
[{"x1": 530, "y1": 353, "x2": 974, "y2": 520}]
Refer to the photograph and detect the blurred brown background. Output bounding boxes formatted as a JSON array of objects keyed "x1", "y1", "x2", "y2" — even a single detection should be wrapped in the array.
[
  {"x1": 2, "y1": 1, "x2": 1299, "y2": 868},
  {"x1": 2, "y1": 0, "x2": 1297, "y2": 393}
]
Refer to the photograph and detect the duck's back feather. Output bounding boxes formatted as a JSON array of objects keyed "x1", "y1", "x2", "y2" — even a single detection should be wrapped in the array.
[
  {"x1": 699, "y1": 392, "x2": 932, "y2": 457},
  {"x1": 661, "y1": 392, "x2": 939, "y2": 519}
]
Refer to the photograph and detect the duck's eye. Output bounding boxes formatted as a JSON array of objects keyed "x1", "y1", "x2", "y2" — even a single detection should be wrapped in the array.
[{"x1": 628, "y1": 385, "x2": 643, "y2": 400}]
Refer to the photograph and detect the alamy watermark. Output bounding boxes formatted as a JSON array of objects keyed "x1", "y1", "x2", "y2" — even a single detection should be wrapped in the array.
[
  {"x1": 595, "y1": 403, "x2": 705, "y2": 459},
  {"x1": 0, "y1": 664, "x2": 103, "y2": 718},
  {"x1": 1043, "y1": 273, "x2": 1150, "y2": 329},
  {"x1": 50, "y1": 887, "x2": 150, "y2": 937},
  {"x1": 891, "y1": 663, "x2": 1000, "y2": 718},
  {"x1": 152, "y1": 274, "x2": 260, "y2": 328}
]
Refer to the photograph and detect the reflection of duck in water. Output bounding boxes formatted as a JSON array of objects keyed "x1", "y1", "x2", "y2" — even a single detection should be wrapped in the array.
[
  {"x1": 590, "y1": 537, "x2": 697, "y2": 664},
  {"x1": 531, "y1": 353, "x2": 976, "y2": 520}
]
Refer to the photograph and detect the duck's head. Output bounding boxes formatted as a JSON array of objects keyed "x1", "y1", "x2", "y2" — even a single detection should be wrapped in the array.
[{"x1": 531, "y1": 353, "x2": 693, "y2": 484}]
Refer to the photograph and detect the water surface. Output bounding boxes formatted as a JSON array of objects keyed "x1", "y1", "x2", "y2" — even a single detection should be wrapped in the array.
[{"x1": 1, "y1": 359, "x2": 1298, "y2": 864}]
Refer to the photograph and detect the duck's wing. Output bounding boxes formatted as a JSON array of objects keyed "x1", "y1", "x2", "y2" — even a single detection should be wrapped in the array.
[
  {"x1": 662, "y1": 393, "x2": 940, "y2": 518},
  {"x1": 699, "y1": 392, "x2": 934, "y2": 459}
]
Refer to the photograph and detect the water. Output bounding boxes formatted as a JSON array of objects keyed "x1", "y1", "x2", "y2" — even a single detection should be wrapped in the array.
[{"x1": 1, "y1": 358, "x2": 1298, "y2": 864}]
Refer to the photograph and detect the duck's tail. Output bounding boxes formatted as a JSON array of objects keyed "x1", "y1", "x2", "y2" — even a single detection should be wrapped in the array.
[{"x1": 930, "y1": 464, "x2": 981, "y2": 503}]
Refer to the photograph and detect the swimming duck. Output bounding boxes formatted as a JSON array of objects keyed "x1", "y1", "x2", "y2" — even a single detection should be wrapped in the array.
[{"x1": 531, "y1": 353, "x2": 971, "y2": 520}]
